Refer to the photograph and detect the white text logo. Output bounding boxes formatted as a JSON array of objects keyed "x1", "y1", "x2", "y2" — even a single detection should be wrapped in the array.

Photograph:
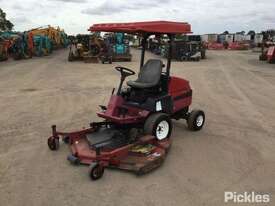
[{"x1": 224, "y1": 191, "x2": 270, "y2": 203}]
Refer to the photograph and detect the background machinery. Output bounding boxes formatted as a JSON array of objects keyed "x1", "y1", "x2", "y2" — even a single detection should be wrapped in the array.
[
  {"x1": 31, "y1": 25, "x2": 69, "y2": 49},
  {"x1": 0, "y1": 31, "x2": 33, "y2": 60},
  {"x1": 158, "y1": 35, "x2": 206, "y2": 61},
  {"x1": 104, "y1": 32, "x2": 132, "y2": 62},
  {"x1": 0, "y1": 25, "x2": 68, "y2": 61},
  {"x1": 259, "y1": 30, "x2": 275, "y2": 63},
  {"x1": 68, "y1": 33, "x2": 111, "y2": 63},
  {"x1": 68, "y1": 34, "x2": 91, "y2": 61},
  {"x1": 0, "y1": 36, "x2": 9, "y2": 61}
]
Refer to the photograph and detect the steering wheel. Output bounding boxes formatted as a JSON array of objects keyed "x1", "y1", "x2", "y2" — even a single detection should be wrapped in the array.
[{"x1": 115, "y1": 66, "x2": 135, "y2": 77}]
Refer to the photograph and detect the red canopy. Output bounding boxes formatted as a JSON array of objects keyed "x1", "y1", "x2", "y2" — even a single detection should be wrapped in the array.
[{"x1": 89, "y1": 21, "x2": 191, "y2": 34}]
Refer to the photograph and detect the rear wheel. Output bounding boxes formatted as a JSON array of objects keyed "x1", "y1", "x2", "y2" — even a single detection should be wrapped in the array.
[
  {"x1": 144, "y1": 113, "x2": 172, "y2": 140},
  {"x1": 187, "y1": 110, "x2": 205, "y2": 131}
]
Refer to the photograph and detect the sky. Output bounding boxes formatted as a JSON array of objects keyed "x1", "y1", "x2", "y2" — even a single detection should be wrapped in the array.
[{"x1": 1, "y1": 0, "x2": 275, "y2": 35}]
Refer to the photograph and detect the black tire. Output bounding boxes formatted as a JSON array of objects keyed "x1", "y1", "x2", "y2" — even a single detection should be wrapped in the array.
[
  {"x1": 144, "y1": 113, "x2": 172, "y2": 140},
  {"x1": 187, "y1": 110, "x2": 205, "y2": 131},
  {"x1": 89, "y1": 163, "x2": 104, "y2": 180},
  {"x1": 67, "y1": 154, "x2": 80, "y2": 165},
  {"x1": 47, "y1": 137, "x2": 59, "y2": 150}
]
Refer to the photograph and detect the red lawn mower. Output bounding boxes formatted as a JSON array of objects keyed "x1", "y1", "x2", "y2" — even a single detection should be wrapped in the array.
[{"x1": 47, "y1": 21, "x2": 205, "y2": 180}]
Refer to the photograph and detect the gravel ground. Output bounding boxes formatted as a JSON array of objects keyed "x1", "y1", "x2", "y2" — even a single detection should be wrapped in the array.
[{"x1": 0, "y1": 48, "x2": 274, "y2": 206}]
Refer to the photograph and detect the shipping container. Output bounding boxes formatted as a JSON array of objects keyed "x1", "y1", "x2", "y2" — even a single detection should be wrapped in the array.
[
  {"x1": 225, "y1": 34, "x2": 234, "y2": 43},
  {"x1": 208, "y1": 34, "x2": 218, "y2": 43},
  {"x1": 244, "y1": 35, "x2": 251, "y2": 41},
  {"x1": 234, "y1": 34, "x2": 246, "y2": 42},
  {"x1": 201, "y1": 34, "x2": 218, "y2": 43},
  {"x1": 201, "y1": 34, "x2": 208, "y2": 42},
  {"x1": 218, "y1": 34, "x2": 226, "y2": 43}
]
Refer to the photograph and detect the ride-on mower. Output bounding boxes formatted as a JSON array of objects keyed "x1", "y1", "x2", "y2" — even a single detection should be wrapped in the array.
[{"x1": 47, "y1": 21, "x2": 205, "y2": 180}]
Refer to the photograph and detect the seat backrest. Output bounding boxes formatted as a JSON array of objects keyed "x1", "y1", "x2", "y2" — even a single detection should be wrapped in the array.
[{"x1": 137, "y1": 59, "x2": 163, "y2": 85}]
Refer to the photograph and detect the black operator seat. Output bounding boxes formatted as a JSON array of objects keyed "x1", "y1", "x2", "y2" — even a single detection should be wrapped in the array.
[{"x1": 127, "y1": 59, "x2": 163, "y2": 89}]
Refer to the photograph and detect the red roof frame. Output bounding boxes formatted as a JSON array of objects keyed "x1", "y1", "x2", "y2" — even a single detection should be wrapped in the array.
[{"x1": 89, "y1": 21, "x2": 192, "y2": 34}]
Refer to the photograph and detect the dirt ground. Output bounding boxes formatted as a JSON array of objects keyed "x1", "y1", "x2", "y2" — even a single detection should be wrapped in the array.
[{"x1": 0, "y1": 49, "x2": 274, "y2": 206}]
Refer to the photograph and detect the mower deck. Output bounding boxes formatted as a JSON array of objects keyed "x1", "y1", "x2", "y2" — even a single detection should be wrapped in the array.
[
  {"x1": 114, "y1": 143, "x2": 168, "y2": 175},
  {"x1": 49, "y1": 124, "x2": 171, "y2": 177}
]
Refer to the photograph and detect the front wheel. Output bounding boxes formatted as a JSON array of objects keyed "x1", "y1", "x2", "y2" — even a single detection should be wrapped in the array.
[
  {"x1": 47, "y1": 137, "x2": 59, "y2": 150},
  {"x1": 88, "y1": 163, "x2": 105, "y2": 180},
  {"x1": 187, "y1": 110, "x2": 205, "y2": 131},
  {"x1": 144, "y1": 113, "x2": 172, "y2": 140}
]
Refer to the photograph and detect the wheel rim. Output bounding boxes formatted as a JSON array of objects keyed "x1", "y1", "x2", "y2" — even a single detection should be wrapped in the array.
[
  {"x1": 156, "y1": 120, "x2": 169, "y2": 140},
  {"x1": 91, "y1": 165, "x2": 103, "y2": 178},
  {"x1": 196, "y1": 115, "x2": 204, "y2": 127}
]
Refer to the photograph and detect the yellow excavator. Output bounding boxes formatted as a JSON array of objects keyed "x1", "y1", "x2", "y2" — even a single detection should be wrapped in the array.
[{"x1": 30, "y1": 25, "x2": 68, "y2": 49}]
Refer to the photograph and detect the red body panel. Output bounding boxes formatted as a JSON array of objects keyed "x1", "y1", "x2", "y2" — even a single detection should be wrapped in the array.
[
  {"x1": 97, "y1": 95, "x2": 149, "y2": 124},
  {"x1": 267, "y1": 46, "x2": 275, "y2": 61},
  {"x1": 168, "y1": 76, "x2": 192, "y2": 112},
  {"x1": 97, "y1": 76, "x2": 192, "y2": 122},
  {"x1": 53, "y1": 128, "x2": 171, "y2": 169}
]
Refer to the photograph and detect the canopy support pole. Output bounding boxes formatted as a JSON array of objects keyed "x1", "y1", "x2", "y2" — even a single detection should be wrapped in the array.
[
  {"x1": 140, "y1": 34, "x2": 149, "y2": 69},
  {"x1": 167, "y1": 34, "x2": 174, "y2": 77}
]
